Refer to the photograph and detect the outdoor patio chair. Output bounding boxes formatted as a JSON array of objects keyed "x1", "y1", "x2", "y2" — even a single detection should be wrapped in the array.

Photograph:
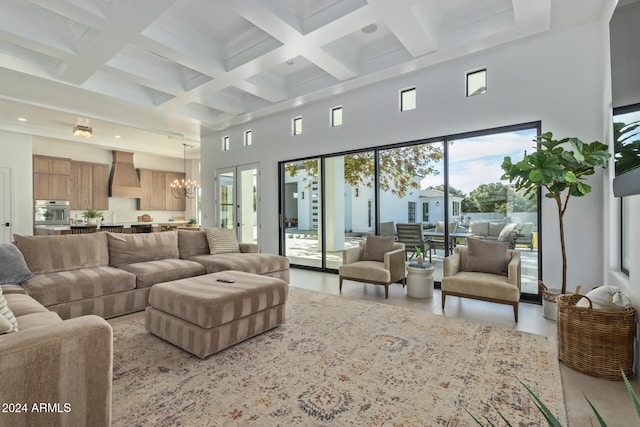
[
  {"x1": 396, "y1": 223, "x2": 430, "y2": 261},
  {"x1": 339, "y1": 235, "x2": 406, "y2": 299},
  {"x1": 379, "y1": 221, "x2": 396, "y2": 238},
  {"x1": 428, "y1": 221, "x2": 458, "y2": 256},
  {"x1": 515, "y1": 222, "x2": 534, "y2": 251}
]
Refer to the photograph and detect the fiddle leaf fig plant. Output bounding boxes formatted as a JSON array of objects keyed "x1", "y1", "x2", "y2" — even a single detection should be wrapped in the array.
[{"x1": 501, "y1": 132, "x2": 610, "y2": 293}]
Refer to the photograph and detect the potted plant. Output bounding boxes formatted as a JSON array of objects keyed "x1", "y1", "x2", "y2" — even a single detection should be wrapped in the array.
[
  {"x1": 415, "y1": 246, "x2": 423, "y2": 264},
  {"x1": 82, "y1": 208, "x2": 102, "y2": 225},
  {"x1": 186, "y1": 218, "x2": 199, "y2": 228},
  {"x1": 501, "y1": 132, "x2": 610, "y2": 319}
]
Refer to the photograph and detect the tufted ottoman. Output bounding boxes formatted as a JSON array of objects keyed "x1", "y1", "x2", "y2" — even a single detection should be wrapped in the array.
[{"x1": 145, "y1": 271, "x2": 288, "y2": 358}]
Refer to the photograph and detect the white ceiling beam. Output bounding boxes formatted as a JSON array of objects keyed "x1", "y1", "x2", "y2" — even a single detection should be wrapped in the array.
[
  {"x1": 367, "y1": 0, "x2": 439, "y2": 58},
  {"x1": 512, "y1": 0, "x2": 551, "y2": 29},
  {"x1": 56, "y1": 0, "x2": 178, "y2": 85}
]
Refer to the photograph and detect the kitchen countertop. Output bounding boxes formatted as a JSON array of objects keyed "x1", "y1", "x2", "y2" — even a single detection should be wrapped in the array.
[{"x1": 35, "y1": 221, "x2": 190, "y2": 230}]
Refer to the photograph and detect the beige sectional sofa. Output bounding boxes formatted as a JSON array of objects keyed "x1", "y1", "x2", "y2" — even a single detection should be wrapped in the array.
[
  {"x1": 0, "y1": 286, "x2": 113, "y2": 427},
  {"x1": 13, "y1": 230, "x2": 289, "y2": 320},
  {"x1": 0, "y1": 229, "x2": 289, "y2": 426}
]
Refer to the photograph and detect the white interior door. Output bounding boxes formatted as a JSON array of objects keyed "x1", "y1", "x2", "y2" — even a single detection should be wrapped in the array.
[
  {"x1": 0, "y1": 168, "x2": 11, "y2": 243},
  {"x1": 215, "y1": 164, "x2": 260, "y2": 245}
]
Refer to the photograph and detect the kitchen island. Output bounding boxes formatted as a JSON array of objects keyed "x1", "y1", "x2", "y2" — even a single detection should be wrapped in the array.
[{"x1": 34, "y1": 221, "x2": 193, "y2": 235}]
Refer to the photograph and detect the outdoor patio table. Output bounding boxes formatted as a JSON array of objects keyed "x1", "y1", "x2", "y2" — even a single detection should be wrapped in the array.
[{"x1": 423, "y1": 232, "x2": 474, "y2": 251}]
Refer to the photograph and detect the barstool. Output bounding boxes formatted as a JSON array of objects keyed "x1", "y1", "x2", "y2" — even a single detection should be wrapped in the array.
[
  {"x1": 99, "y1": 225, "x2": 124, "y2": 233},
  {"x1": 71, "y1": 226, "x2": 97, "y2": 234},
  {"x1": 131, "y1": 224, "x2": 153, "y2": 233}
]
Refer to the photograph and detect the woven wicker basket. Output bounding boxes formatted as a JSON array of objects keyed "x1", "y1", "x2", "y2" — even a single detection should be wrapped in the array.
[{"x1": 557, "y1": 292, "x2": 636, "y2": 380}]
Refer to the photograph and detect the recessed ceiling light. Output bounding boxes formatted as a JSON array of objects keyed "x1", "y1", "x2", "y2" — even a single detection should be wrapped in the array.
[
  {"x1": 361, "y1": 23, "x2": 378, "y2": 34},
  {"x1": 115, "y1": 135, "x2": 121, "y2": 139},
  {"x1": 17, "y1": 117, "x2": 27, "y2": 122},
  {"x1": 287, "y1": 59, "x2": 295, "y2": 65}
]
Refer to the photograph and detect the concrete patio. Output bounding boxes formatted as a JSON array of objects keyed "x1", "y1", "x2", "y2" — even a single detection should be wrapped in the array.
[{"x1": 285, "y1": 232, "x2": 540, "y2": 295}]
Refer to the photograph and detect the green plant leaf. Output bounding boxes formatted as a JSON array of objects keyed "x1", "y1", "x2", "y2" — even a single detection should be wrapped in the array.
[
  {"x1": 519, "y1": 381, "x2": 564, "y2": 427},
  {"x1": 565, "y1": 171, "x2": 577, "y2": 183},
  {"x1": 584, "y1": 395, "x2": 607, "y2": 427},
  {"x1": 464, "y1": 408, "x2": 500, "y2": 427},
  {"x1": 622, "y1": 371, "x2": 640, "y2": 417}
]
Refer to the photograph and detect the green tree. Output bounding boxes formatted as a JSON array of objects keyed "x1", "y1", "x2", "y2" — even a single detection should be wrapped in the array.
[
  {"x1": 462, "y1": 183, "x2": 508, "y2": 213},
  {"x1": 462, "y1": 182, "x2": 537, "y2": 214},
  {"x1": 286, "y1": 145, "x2": 443, "y2": 198}
]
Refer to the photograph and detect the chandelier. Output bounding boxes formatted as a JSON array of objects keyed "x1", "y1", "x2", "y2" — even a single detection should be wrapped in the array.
[{"x1": 171, "y1": 144, "x2": 199, "y2": 199}]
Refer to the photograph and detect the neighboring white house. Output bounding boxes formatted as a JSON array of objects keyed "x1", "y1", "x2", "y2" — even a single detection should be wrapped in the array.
[{"x1": 284, "y1": 166, "x2": 463, "y2": 234}]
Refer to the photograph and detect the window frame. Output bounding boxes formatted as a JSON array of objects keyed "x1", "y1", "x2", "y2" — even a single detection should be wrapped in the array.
[
  {"x1": 466, "y1": 68, "x2": 487, "y2": 97},
  {"x1": 293, "y1": 116, "x2": 302, "y2": 136},
  {"x1": 331, "y1": 106, "x2": 343, "y2": 127},
  {"x1": 400, "y1": 87, "x2": 416, "y2": 112},
  {"x1": 244, "y1": 129, "x2": 252, "y2": 146},
  {"x1": 222, "y1": 135, "x2": 230, "y2": 151}
]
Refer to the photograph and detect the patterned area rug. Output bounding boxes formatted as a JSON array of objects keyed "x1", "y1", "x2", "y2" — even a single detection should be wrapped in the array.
[{"x1": 110, "y1": 287, "x2": 567, "y2": 426}]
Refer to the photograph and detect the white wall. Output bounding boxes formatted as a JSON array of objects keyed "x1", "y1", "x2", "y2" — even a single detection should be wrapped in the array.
[
  {"x1": 202, "y1": 21, "x2": 609, "y2": 292},
  {"x1": 0, "y1": 131, "x2": 33, "y2": 236}
]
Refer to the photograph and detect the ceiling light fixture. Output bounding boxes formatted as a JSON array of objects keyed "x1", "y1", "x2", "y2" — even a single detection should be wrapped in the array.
[
  {"x1": 361, "y1": 23, "x2": 378, "y2": 34},
  {"x1": 171, "y1": 143, "x2": 199, "y2": 199},
  {"x1": 73, "y1": 124, "x2": 93, "y2": 138},
  {"x1": 17, "y1": 117, "x2": 27, "y2": 122}
]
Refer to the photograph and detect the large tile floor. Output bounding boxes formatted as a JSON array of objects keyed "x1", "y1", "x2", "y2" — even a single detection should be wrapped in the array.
[{"x1": 290, "y1": 268, "x2": 640, "y2": 427}]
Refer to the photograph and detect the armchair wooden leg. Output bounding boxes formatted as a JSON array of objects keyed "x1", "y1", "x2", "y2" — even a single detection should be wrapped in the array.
[
  {"x1": 441, "y1": 292, "x2": 446, "y2": 310},
  {"x1": 384, "y1": 284, "x2": 389, "y2": 299},
  {"x1": 513, "y1": 303, "x2": 519, "y2": 323},
  {"x1": 339, "y1": 276, "x2": 343, "y2": 292}
]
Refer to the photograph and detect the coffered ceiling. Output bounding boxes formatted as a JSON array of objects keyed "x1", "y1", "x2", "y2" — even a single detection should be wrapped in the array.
[{"x1": 0, "y1": 0, "x2": 607, "y2": 157}]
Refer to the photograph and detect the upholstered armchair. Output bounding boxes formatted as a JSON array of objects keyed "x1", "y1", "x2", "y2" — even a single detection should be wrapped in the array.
[
  {"x1": 339, "y1": 235, "x2": 406, "y2": 299},
  {"x1": 442, "y1": 238, "x2": 521, "y2": 321}
]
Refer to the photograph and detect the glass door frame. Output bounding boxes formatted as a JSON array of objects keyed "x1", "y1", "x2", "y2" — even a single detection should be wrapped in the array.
[
  {"x1": 215, "y1": 163, "x2": 261, "y2": 245},
  {"x1": 278, "y1": 121, "x2": 542, "y2": 302}
]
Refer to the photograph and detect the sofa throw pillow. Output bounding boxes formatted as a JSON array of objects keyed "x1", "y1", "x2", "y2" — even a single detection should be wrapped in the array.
[
  {"x1": 497, "y1": 223, "x2": 519, "y2": 242},
  {"x1": 0, "y1": 243, "x2": 33, "y2": 284},
  {"x1": 575, "y1": 286, "x2": 633, "y2": 311},
  {"x1": 107, "y1": 231, "x2": 180, "y2": 268},
  {"x1": 464, "y1": 237, "x2": 509, "y2": 276},
  {"x1": 362, "y1": 235, "x2": 394, "y2": 262},
  {"x1": 205, "y1": 228, "x2": 240, "y2": 255},
  {"x1": 14, "y1": 233, "x2": 109, "y2": 274},
  {"x1": 0, "y1": 287, "x2": 19, "y2": 333},
  {"x1": 0, "y1": 312, "x2": 13, "y2": 334}
]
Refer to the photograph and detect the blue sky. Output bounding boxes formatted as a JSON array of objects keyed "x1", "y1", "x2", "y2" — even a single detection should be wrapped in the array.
[{"x1": 421, "y1": 128, "x2": 537, "y2": 195}]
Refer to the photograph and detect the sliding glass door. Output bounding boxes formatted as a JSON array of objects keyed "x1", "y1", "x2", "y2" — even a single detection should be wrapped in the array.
[
  {"x1": 279, "y1": 122, "x2": 541, "y2": 300},
  {"x1": 446, "y1": 129, "x2": 540, "y2": 297},
  {"x1": 282, "y1": 158, "x2": 322, "y2": 268}
]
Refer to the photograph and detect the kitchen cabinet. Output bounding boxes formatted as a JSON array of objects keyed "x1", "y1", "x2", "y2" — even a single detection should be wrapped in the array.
[
  {"x1": 138, "y1": 169, "x2": 186, "y2": 211},
  {"x1": 91, "y1": 164, "x2": 109, "y2": 210},
  {"x1": 33, "y1": 156, "x2": 70, "y2": 200},
  {"x1": 138, "y1": 169, "x2": 165, "y2": 210},
  {"x1": 69, "y1": 161, "x2": 109, "y2": 210},
  {"x1": 165, "y1": 172, "x2": 186, "y2": 211}
]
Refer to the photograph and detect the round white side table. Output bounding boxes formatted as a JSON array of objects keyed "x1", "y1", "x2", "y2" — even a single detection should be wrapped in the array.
[{"x1": 406, "y1": 262, "x2": 434, "y2": 299}]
